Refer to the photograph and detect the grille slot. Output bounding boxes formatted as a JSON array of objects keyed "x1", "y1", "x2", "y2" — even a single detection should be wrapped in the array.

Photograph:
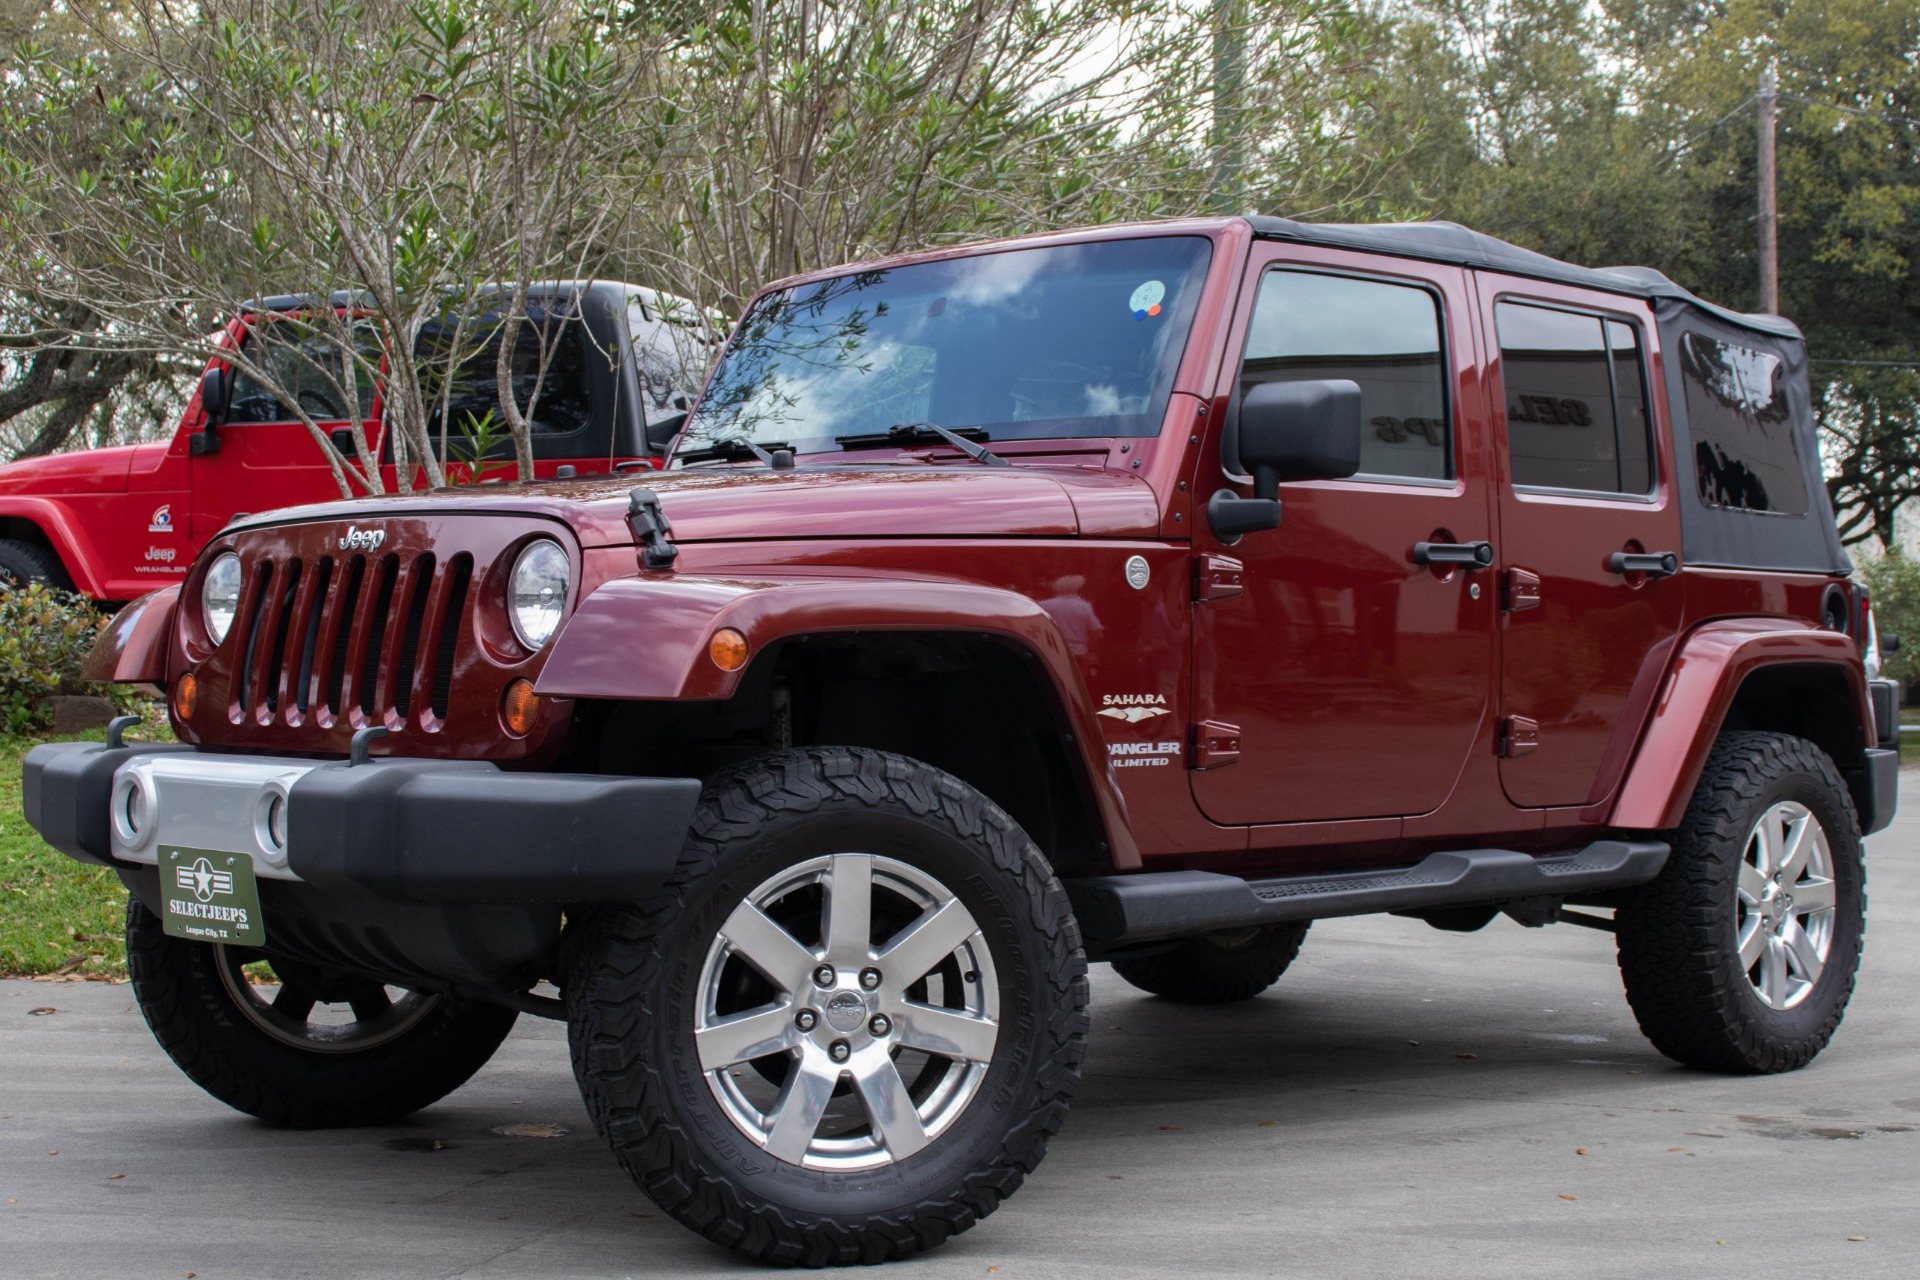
[
  {"x1": 391, "y1": 554, "x2": 436, "y2": 719},
  {"x1": 262, "y1": 559, "x2": 302, "y2": 714},
  {"x1": 235, "y1": 561, "x2": 274, "y2": 713},
  {"x1": 430, "y1": 554, "x2": 473, "y2": 720},
  {"x1": 359, "y1": 556, "x2": 400, "y2": 719},
  {"x1": 324, "y1": 555, "x2": 366, "y2": 717},
  {"x1": 293, "y1": 557, "x2": 333, "y2": 714}
]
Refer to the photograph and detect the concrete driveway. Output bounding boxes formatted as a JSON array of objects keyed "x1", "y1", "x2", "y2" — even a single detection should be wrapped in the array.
[{"x1": 3, "y1": 782, "x2": 1917, "y2": 1279}]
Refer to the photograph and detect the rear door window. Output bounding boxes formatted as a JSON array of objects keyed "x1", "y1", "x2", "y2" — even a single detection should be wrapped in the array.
[
  {"x1": 1496, "y1": 302, "x2": 1652, "y2": 495},
  {"x1": 1239, "y1": 270, "x2": 1450, "y2": 481}
]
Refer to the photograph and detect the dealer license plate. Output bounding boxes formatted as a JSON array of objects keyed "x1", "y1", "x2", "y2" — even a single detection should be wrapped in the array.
[{"x1": 159, "y1": 847, "x2": 265, "y2": 947}]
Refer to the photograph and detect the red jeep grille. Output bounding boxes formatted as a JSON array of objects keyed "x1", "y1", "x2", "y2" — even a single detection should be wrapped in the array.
[
  {"x1": 176, "y1": 514, "x2": 563, "y2": 759},
  {"x1": 230, "y1": 549, "x2": 472, "y2": 730}
]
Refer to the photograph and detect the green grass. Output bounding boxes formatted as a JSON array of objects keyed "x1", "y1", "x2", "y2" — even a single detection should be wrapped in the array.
[{"x1": 0, "y1": 708, "x2": 171, "y2": 979}]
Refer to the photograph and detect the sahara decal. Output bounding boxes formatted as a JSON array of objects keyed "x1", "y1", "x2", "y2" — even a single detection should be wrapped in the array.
[{"x1": 1097, "y1": 692, "x2": 1169, "y2": 723}]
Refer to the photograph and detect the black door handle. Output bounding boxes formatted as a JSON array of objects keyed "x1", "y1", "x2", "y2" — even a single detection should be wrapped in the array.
[
  {"x1": 1412, "y1": 540, "x2": 1495, "y2": 568},
  {"x1": 1608, "y1": 551, "x2": 1679, "y2": 577}
]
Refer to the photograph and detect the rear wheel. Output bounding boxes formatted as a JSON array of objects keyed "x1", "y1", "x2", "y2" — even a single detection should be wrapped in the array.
[
  {"x1": 126, "y1": 899, "x2": 518, "y2": 1127},
  {"x1": 565, "y1": 747, "x2": 1088, "y2": 1266},
  {"x1": 0, "y1": 537, "x2": 72, "y2": 591},
  {"x1": 1110, "y1": 923, "x2": 1310, "y2": 1004},
  {"x1": 1615, "y1": 731, "x2": 1865, "y2": 1074}
]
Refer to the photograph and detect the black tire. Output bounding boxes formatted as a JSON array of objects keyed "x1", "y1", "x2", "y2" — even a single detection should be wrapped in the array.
[
  {"x1": 564, "y1": 747, "x2": 1089, "y2": 1267},
  {"x1": 1615, "y1": 731, "x2": 1866, "y2": 1074},
  {"x1": 0, "y1": 537, "x2": 72, "y2": 591},
  {"x1": 126, "y1": 899, "x2": 518, "y2": 1127},
  {"x1": 1110, "y1": 923, "x2": 1311, "y2": 1004}
]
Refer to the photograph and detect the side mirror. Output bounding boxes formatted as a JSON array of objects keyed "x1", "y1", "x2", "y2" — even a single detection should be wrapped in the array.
[
  {"x1": 644, "y1": 409, "x2": 689, "y2": 455},
  {"x1": 1208, "y1": 379, "x2": 1363, "y2": 540},
  {"x1": 191, "y1": 365, "x2": 232, "y2": 457}
]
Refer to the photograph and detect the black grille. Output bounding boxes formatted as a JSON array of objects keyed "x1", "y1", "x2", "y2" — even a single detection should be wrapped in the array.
[{"x1": 227, "y1": 544, "x2": 475, "y2": 732}]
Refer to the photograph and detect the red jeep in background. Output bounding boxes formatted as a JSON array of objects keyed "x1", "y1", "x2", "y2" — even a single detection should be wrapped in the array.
[
  {"x1": 24, "y1": 218, "x2": 1905, "y2": 1265},
  {"x1": 0, "y1": 281, "x2": 710, "y2": 600}
]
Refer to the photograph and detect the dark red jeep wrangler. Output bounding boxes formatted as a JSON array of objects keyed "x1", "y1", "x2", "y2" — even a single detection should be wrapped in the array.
[
  {"x1": 23, "y1": 218, "x2": 1899, "y2": 1265},
  {"x1": 0, "y1": 282, "x2": 708, "y2": 599}
]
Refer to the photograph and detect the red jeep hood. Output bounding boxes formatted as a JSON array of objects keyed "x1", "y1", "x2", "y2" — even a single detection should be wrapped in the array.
[
  {"x1": 0, "y1": 444, "x2": 140, "y2": 495},
  {"x1": 231, "y1": 465, "x2": 1162, "y2": 545}
]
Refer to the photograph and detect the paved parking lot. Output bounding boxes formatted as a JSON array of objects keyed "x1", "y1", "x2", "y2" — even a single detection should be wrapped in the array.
[{"x1": 3, "y1": 782, "x2": 1917, "y2": 1279}]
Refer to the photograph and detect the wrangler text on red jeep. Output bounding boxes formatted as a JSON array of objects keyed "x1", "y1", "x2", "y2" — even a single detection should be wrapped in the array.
[{"x1": 23, "y1": 218, "x2": 1898, "y2": 1266}]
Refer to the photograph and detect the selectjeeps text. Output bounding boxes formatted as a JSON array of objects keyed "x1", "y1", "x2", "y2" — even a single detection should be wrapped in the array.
[{"x1": 23, "y1": 218, "x2": 1900, "y2": 1265}]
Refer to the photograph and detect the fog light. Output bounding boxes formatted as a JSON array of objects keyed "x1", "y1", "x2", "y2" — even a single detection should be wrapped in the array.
[
  {"x1": 501, "y1": 678, "x2": 540, "y2": 736},
  {"x1": 173, "y1": 673, "x2": 198, "y2": 720},
  {"x1": 709, "y1": 628, "x2": 749, "y2": 672}
]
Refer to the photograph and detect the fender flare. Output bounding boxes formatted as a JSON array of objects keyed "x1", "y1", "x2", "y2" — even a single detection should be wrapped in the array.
[
  {"x1": 0, "y1": 499, "x2": 106, "y2": 597},
  {"x1": 1609, "y1": 618, "x2": 1870, "y2": 831},
  {"x1": 536, "y1": 574, "x2": 1140, "y2": 868},
  {"x1": 81, "y1": 585, "x2": 180, "y2": 684}
]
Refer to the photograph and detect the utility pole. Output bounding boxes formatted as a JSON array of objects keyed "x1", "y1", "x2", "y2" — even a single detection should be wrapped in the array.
[
  {"x1": 1210, "y1": 0, "x2": 1247, "y2": 214},
  {"x1": 1758, "y1": 64, "x2": 1779, "y2": 314}
]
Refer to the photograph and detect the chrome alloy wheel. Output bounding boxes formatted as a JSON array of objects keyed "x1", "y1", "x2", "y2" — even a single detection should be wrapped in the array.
[
  {"x1": 1735, "y1": 800, "x2": 1839, "y2": 1010},
  {"x1": 214, "y1": 947, "x2": 441, "y2": 1054},
  {"x1": 694, "y1": 853, "x2": 1000, "y2": 1173}
]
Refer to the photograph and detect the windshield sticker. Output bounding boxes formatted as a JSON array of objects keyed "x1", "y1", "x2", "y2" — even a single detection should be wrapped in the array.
[{"x1": 1129, "y1": 280, "x2": 1166, "y2": 319}]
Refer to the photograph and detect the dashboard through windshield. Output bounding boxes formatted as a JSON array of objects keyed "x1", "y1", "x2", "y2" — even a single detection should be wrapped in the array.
[{"x1": 678, "y1": 236, "x2": 1212, "y2": 459}]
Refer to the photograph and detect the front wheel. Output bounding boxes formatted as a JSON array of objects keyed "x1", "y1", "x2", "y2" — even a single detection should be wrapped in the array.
[
  {"x1": 564, "y1": 747, "x2": 1089, "y2": 1267},
  {"x1": 1615, "y1": 731, "x2": 1866, "y2": 1074},
  {"x1": 126, "y1": 900, "x2": 519, "y2": 1127}
]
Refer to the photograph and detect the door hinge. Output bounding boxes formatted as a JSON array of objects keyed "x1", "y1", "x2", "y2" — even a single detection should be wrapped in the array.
[
  {"x1": 1193, "y1": 553, "x2": 1245, "y2": 602},
  {"x1": 1191, "y1": 720, "x2": 1242, "y2": 769},
  {"x1": 1503, "y1": 567, "x2": 1541, "y2": 613},
  {"x1": 1499, "y1": 715, "x2": 1540, "y2": 758}
]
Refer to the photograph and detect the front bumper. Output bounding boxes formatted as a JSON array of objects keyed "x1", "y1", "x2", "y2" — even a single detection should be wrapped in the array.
[{"x1": 22, "y1": 741, "x2": 703, "y2": 904}]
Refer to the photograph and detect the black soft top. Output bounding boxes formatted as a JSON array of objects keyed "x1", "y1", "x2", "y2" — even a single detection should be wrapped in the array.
[
  {"x1": 1246, "y1": 217, "x2": 1846, "y2": 575},
  {"x1": 1246, "y1": 217, "x2": 1800, "y2": 341}
]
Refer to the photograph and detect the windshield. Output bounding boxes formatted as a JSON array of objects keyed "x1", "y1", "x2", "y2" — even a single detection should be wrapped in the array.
[{"x1": 678, "y1": 236, "x2": 1212, "y2": 458}]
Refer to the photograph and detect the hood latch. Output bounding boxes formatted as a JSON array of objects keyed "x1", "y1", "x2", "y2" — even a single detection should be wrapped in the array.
[{"x1": 626, "y1": 487, "x2": 679, "y2": 571}]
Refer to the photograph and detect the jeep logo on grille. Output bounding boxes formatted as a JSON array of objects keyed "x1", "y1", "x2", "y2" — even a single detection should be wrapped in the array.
[{"x1": 338, "y1": 525, "x2": 386, "y2": 552}]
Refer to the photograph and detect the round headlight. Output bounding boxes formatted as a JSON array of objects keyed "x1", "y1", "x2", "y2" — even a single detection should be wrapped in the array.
[
  {"x1": 508, "y1": 539, "x2": 570, "y2": 650},
  {"x1": 203, "y1": 552, "x2": 243, "y2": 644}
]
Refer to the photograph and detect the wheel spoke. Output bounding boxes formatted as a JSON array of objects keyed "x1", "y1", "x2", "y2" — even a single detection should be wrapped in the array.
[
  {"x1": 851, "y1": 1054, "x2": 930, "y2": 1160},
  {"x1": 697, "y1": 1003, "x2": 799, "y2": 1071},
  {"x1": 1752, "y1": 810, "x2": 1784, "y2": 877},
  {"x1": 1760, "y1": 936, "x2": 1791, "y2": 1008},
  {"x1": 1795, "y1": 877, "x2": 1837, "y2": 915},
  {"x1": 720, "y1": 900, "x2": 818, "y2": 993},
  {"x1": 271, "y1": 985, "x2": 316, "y2": 1022},
  {"x1": 762, "y1": 1058, "x2": 839, "y2": 1165},
  {"x1": 823, "y1": 853, "x2": 874, "y2": 964},
  {"x1": 875, "y1": 899, "x2": 978, "y2": 988},
  {"x1": 895, "y1": 1003, "x2": 998, "y2": 1063},
  {"x1": 1737, "y1": 916, "x2": 1769, "y2": 972},
  {"x1": 1779, "y1": 813, "x2": 1819, "y2": 883},
  {"x1": 1781, "y1": 918, "x2": 1826, "y2": 987},
  {"x1": 1737, "y1": 862, "x2": 1769, "y2": 907}
]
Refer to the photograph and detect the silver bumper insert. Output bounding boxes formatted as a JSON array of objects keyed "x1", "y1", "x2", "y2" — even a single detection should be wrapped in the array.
[{"x1": 109, "y1": 753, "x2": 320, "y2": 882}]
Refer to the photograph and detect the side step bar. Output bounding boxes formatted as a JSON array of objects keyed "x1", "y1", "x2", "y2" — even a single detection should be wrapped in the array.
[{"x1": 1066, "y1": 840, "x2": 1670, "y2": 947}]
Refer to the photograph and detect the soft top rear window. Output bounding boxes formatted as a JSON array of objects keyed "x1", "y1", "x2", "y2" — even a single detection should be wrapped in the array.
[{"x1": 1679, "y1": 331, "x2": 1809, "y2": 517}]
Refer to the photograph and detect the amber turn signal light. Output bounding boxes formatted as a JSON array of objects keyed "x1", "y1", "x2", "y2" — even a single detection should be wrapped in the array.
[
  {"x1": 709, "y1": 628, "x2": 749, "y2": 672},
  {"x1": 172, "y1": 673, "x2": 198, "y2": 721},
  {"x1": 501, "y1": 678, "x2": 540, "y2": 736}
]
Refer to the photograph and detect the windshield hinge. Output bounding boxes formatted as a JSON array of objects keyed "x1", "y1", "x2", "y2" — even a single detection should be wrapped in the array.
[
  {"x1": 626, "y1": 487, "x2": 678, "y2": 571},
  {"x1": 1194, "y1": 553, "x2": 1245, "y2": 602}
]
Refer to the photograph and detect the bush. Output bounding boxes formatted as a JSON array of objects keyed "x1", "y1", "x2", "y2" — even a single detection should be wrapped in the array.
[
  {"x1": 1859, "y1": 550, "x2": 1920, "y2": 694},
  {"x1": 0, "y1": 583, "x2": 128, "y2": 736}
]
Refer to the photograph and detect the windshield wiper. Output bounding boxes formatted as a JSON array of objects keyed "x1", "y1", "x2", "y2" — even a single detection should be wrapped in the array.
[
  {"x1": 834, "y1": 421, "x2": 1010, "y2": 467},
  {"x1": 677, "y1": 436, "x2": 794, "y2": 468}
]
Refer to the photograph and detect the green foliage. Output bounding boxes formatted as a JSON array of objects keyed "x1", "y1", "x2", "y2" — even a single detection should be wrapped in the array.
[
  {"x1": 447, "y1": 407, "x2": 511, "y2": 484},
  {"x1": 0, "y1": 583, "x2": 125, "y2": 736},
  {"x1": 1859, "y1": 550, "x2": 1920, "y2": 688}
]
